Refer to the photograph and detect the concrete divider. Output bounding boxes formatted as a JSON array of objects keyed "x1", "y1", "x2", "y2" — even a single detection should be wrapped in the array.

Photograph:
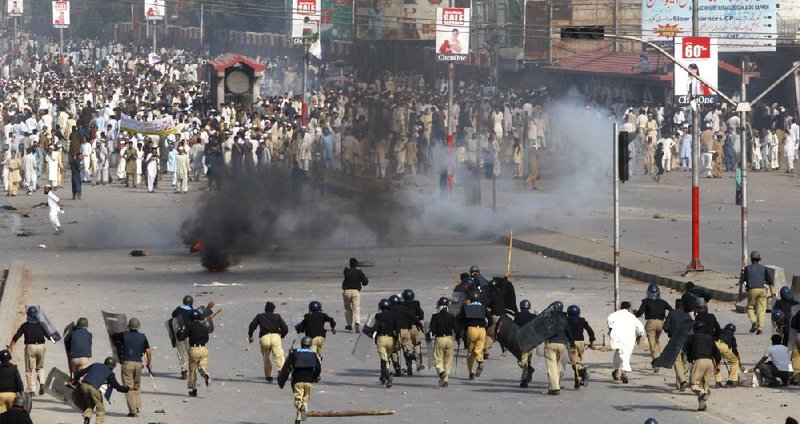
[{"x1": 0, "y1": 261, "x2": 25, "y2": 342}]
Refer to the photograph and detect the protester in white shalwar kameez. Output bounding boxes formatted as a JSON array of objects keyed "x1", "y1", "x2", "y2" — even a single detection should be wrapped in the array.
[
  {"x1": 145, "y1": 148, "x2": 159, "y2": 193},
  {"x1": 44, "y1": 185, "x2": 63, "y2": 232},
  {"x1": 607, "y1": 302, "x2": 645, "y2": 381},
  {"x1": 174, "y1": 146, "x2": 190, "y2": 193},
  {"x1": 45, "y1": 148, "x2": 59, "y2": 187},
  {"x1": 22, "y1": 149, "x2": 37, "y2": 194}
]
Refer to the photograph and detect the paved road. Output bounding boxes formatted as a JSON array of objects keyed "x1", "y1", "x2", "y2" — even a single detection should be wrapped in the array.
[{"x1": 1, "y1": 178, "x2": 798, "y2": 424}]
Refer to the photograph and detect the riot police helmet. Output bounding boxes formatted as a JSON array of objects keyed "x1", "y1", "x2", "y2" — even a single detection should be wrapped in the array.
[
  {"x1": 104, "y1": 357, "x2": 117, "y2": 369},
  {"x1": 436, "y1": 297, "x2": 450, "y2": 308},
  {"x1": 646, "y1": 283, "x2": 660, "y2": 300},
  {"x1": 389, "y1": 295, "x2": 401, "y2": 305},
  {"x1": 469, "y1": 265, "x2": 480, "y2": 274},
  {"x1": 26, "y1": 306, "x2": 38, "y2": 318},
  {"x1": 552, "y1": 301, "x2": 564, "y2": 312},
  {"x1": 127, "y1": 318, "x2": 141, "y2": 330},
  {"x1": 724, "y1": 323, "x2": 736, "y2": 333},
  {"x1": 309, "y1": 301, "x2": 322, "y2": 312},
  {"x1": 519, "y1": 299, "x2": 531, "y2": 311},
  {"x1": 182, "y1": 295, "x2": 194, "y2": 307},
  {"x1": 379, "y1": 299, "x2": 391, "y2": 311},
  {"x1": 0, "y1": 350, "x2": 10, "y2": 363},
  {"x1": 300, "y1": 336, "x2": 313, "y2": 348},
  {"x1": 191, "y1": 309, "x2": 203, "y2": 321},
  {"x1": 76, "y1": 317, "x2": 89, "y2": 329},
  {"x1": 567, "y1": 305, "x2": 580, "y2": 317},
  {"x1": 402, "y1": 289, "x2": 415, "y2": 302}
]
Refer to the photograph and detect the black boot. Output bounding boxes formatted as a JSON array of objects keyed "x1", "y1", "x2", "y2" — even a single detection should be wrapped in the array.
[
  {"x1": 379, "y1": 361, "x2": 387, "y2": 384},
  {"x1": 393, "y1": 363, "x2": 402, "y2": 378},
  {"x1": 527, "y1": 366, "x2": 535, "y2": 383},
  {"x1": 579, "y1": 368, "x2": 588, "y2": 386},
  {"x1": 405, "y1": 358, "x2": 414, "y2": 376}
]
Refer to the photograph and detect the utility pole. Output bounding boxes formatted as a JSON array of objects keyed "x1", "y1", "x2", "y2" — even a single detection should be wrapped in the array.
[
  {"x1": 200, "y1": 3, "x2": 204, "y2": 46},
  {"x1": 447, "y1": 62, "x2": 454, "y2": 191},
  {"x1": 687, "y1": 0, "x2": 704, "y2": 272},
  {"x1": 738, "y1": 58, "x2": 749, "y2": 300},
  {"x1": 613, "y1": 123, "x2": 620, "y2": 310},
  {"x1": 152, "y1": 20, "x2": 157, "y2": 53}
]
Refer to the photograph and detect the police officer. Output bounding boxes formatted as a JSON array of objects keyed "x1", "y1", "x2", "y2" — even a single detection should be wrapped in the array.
[
  {"x1": 684, "y1": 321, "x2": 721, "y2": 411},
  {"x1": 278, "y1": 336, "x2": 321, "y2": 424},
  {"x1": 428, "y1": 297, "x2": 456, "y2": 387},
  {"x1": 111, "y1": 318, "x2": 152, "y2": 417},
  {"x1": 7, "y1": 307, "x2": 47, "y2": 395},
  {"x1": 296, "y1": 301, "x2": 336, "y2": 360},
  {"x1": 663, "y1": 299, "x2": 692, "y2": 391},
  {"x1": 515, "y1": 299, "x2": 536, "y2": 388},
  {"x1": 0, "y1": 350, "x2": 23, "y2": 413},
  {"x1": 64, "y1": 317, "x2": 92, "y2": 380},
  {"x1": 714, "y1": 323, "x2": 742, "y2": 388},
  {"x1": 342, "y1": 257, "x2": 368, "y2": 333},
  {"x1": 634, "y1": 284, "x2": 673, "y2": 372},
  {"x1": 177, "y1": 309, "x2": 211, "y2": 397},
  {"x1": 371, "y1": 299, "x2": 398, "y2": 388},
  {"x1": 738, "y1": 250, "x2": 774, "y2": 334},
  {"x1": 401, "y1": 289, "x2": 425, "y2": 371},
  {"x1": 171, "y1": 295, "x2": 195, "y2": 379},
  {"x1": 0, "y1": 394, "x2": 32, "y2": 423},
  {"x1": 773, "y1": 287, "x2": 798, "y2": 333},
  {"x1": 567, "y1": 304, "x2": 595, "y2": 388},
  {"x1": 544, "y1": 302, "x2": 574, "y2": 395},
  {"x1": 457, "y1": 291, "x2": 492, "y2": 380},
  {"x1": 75, "y1": 357, "x2": 130, "y2": 424},
  {"x1": 693, "y1": 300, "x2": 721, "y2": 339},
  {"x1": 468, "y1": 265, "x2": 489, "y2": 289},
  {"x1": 389, "y1": 294, "x2": 422, "y2": 376},
  {"x1": 248, "y1": 301, "x2": 289, "y2": 383}
]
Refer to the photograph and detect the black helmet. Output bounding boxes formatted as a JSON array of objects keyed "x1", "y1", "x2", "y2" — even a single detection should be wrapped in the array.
[
  {"x1": 724, "y1": 323, "x2": 736, "y2": 333},
  {"x1": 552, "y1": 301, "x2": 564, "y2": 312},
  {"x1": 379, "y1": 299, "x2": 391, "y2": 311},
  {"x1": 76, "y1": 317, "x2": 89, "y2": 329},
  {"x1": 26, "y1": 306, "x2": 38, "y2": 318},
  {"x1": 191, "y1": 309, "x2": 203, "y2": 321},
  {"x1": 402, "y1": 289, "x2": 415, "y2": 302},
  {"x1": 12, "y1": 395, "x2": 26, "y2": 409},
  {"x1": 469, "y1": 265, "x2": 480, "y2": 274},
  {"x1": 389, "y1": 295, "x2": 401, "y2": 305},
  {"x1": 467, "y1": 291, "x2": 480, "y2": 302},
  {"x1": 750, "y1": 250, "x2": 761, "y2": 261},
  {"x1": 300, "y1": 336, "x2": 313, "y2": 348},
  {"x1": 182, "y1": 295, "x2": 194, "y2": 307},
  {"x1": 780, "y1": 286, "x2": 793, "y2": 301},
  {"x1": 309, "y1": 301, "x2": 322, "y2": 312},
  {"x1": 436, "y1": 297, "x2": 450, "y2": 308},
  {"x1": 0, "y1": 349, "x2": 10, "y2": 363},
  {"x1": 567, "y1": 305, "x2": 580, "y2": 317},
  {"x1": 519, "y1": 299, "x2": 531, "y2": 311},
  {"x1": 647, "y1": 283, "x2": 660, "y2": 300},
  {"x1": 644, "y1": 419, "x2": 659, "y2": 424},
  {"x1": 104, "y1": 357, "x2": 117, "y2": 369}
]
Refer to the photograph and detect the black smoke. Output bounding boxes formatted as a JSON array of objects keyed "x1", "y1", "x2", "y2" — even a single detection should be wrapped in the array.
[{"x1": 181, "y1": 166, "x2": 407, "y2": 271}]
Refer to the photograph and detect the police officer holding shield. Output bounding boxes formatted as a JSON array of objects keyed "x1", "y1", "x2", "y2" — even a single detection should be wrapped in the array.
[
  {"x1": 8, "y1": 307, "x2": 48, "y2": 395},
  {"x1": 111, "y1": 318, "x2": 152, "y2": 417},
  {"x1": 177, "y1": 310, "x2": 211, "y2": 397},
  {"x1": 65, "y1": 317, "x2": 92, "y2": 380},
  {"x1": 278, "y1": 336, "x2": 321, "y2": 424}
]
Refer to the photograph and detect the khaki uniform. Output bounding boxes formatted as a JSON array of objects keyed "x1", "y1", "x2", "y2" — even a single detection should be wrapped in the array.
[
  {"x1": 310, "y1": 336, "x2": 325, "y2": 359},
  {"x1": 121, "y1": 361, "x2": 143, "y2": 415},
  {"x1": 573, "y1": 340, "x2": 587, "y2": 372},
  {"x1": 746, "y1": 288, "x2": 768, "y2": 331},
  {"x1": 259, "y1": 333, "x2": 285, "y2": 378},
  {"x1": 714, "y1": 340, "x2": 739, "y2": 383},
  {"x1": 342, "y1": 289, "x2": 361, "y2": 327},
  {"x1": 465, "y1": 326, "x2": 486, "y2": 373},
  {"x1": 518, "y1": 350, "x2": 534, "y2": 380},
  {"x1": 433, "y1": 336, "x2": 454, "y2": 382},
  {"x1": 690, "y1": 357, "x2": 714, "y2": 396},
  {"x1": 175, "y1": 338, "x2": 189, "y2": 374},
  {"x1": 24, "y1": 343, "x2": 46, "y2": 392},
  {"x1": 80, "y1": 382, "x2": 106, "y2": 423},
  {"x1": 674, "y1": 351, "x2": 688, "y2": 389},
  {"x1": 544, "y1": 342, "x2": 567, "y2": 390},
  {"x1": 645, "y1": 319, "x2": 665, "y2": 360},
  {"x1": 187, "y1": 346, "x2": 209, "y2": 389},
  {"x1": 0, "y1": 392, "x2": 16, "y2": 413},
  {"x1": 293, "y1": 381, "x2": 312, "y2": 421},
  {"x1": 376, "y1": 336, "x2": 394, "y2": 362}
]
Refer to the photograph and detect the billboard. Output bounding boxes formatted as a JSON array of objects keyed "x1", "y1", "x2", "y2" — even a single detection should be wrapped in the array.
[
  {"x1": 674, "y1": 37, "x2": 718, "y2": 106},
  {"x1": 145, "y1": 0, "x2": 166, "y2": 21},
  {"x1": 52, "y1": 1, "x2": 69, "y2": 28},
  {"x1": 292, "y1": 0, "x2": 321, "y2": 44},
  {"x1": 436, "y1": 7, "x2": 469, "y2": 62},
  {"x1": 7, "y1": 0, "x2": 23, "y2": 17},
  {"x1": 642, "y1": 0, "x2": 777, "y2": 52},
  {"x1": 355, "y1": 0, "x2": 444, "y2": 40},
  {"x1": 321, "y1": 0, "x2": 353, "y2": 41}
]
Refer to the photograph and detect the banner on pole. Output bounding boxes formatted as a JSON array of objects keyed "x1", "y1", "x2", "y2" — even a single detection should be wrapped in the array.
[
  {"x1": 145, "y1": 0, "x2": 166, "y2": 21},
  {"x1": 436, "y1": 7, "x2": 470, "y2": 62},
  {"x1": 642, "y1": 0, "x2": 776, "y2": 52},
  {"x1": 7, "y1": 0, "x2": 23, "y2": 17},
  {"x1": 321, "y1": 0, "x2": 353, "y2": 41},
  {"x1": 292, "y1": 0, "x2": 321, "y2": 45},
  {"x1": 673, "y1": 37, "x2": 718, "y2": 106},
  {"x1": 120, "y1": 114, "x2": 177, "y2": 136},
  {"x1": 52, "y1": 1, "x2": 69, "y2": 28}
]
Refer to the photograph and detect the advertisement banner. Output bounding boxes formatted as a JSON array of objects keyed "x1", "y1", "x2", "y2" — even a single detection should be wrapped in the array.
[
  {"x1": 52, "y1": 1, "x2": 69, "y2": 28},
  {"x1": 7, "y1": 0, "x2": 23, "y2": 17},
  {"x1": 145, "y1": 0, "x2": 166, "y2": 21},
  {"x1": 321, "y1": 0, "x2": 354, "y2": 41},
  {"x1": 436, "y1": 7, "x2": 469, "y2": 62},
  {"x1": 355, "y1": 0, "x2": 444, "y2": 40},
  {"x1": 674, "y1": 37, "x2": 718, "y2": 106},
  {"x1": 642, "y1": 0, "x2": 776, "y2": 52},
  {"x1": 120, "y1": 114, "x2": 177, "y2": 136},
  {"x1": 292, "y1": 0, "x2": 321, "y2": 44}
]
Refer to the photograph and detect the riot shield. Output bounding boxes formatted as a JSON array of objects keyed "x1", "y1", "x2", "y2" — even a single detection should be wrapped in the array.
[
  {"x1": 494, "y1": 315, "x2": 523, "y2": 360},
  {"x1": 31, "y1": 306, "x2": 61, "y2": 343},
  {"x1": 652, "y1": 315, "x2": 694, "y2": 369},
  {"x1": 786, "y1": 304, "x2": 799, "y2": 350},
  {"x1": 516, "y1": 303, "x2": 568, "y2": 352},
  {"x1": 351, "y1": 314, "x2": 375, "y2": 361},
  {"x1": 44, "y1": 367, "x2": 84, "y2": 411},
  {"x1": 196, "y1": 306, "x2": 215, "y2": 333},
  {"x1": 165, "y1": 316, "x2": 182, "y2": 348},
  {"x1": 450, "y1": 291, "x2": 467, "y2": 317},
  {"x1": 101, "y1": 311, "x2": 128, "y2": 363}
]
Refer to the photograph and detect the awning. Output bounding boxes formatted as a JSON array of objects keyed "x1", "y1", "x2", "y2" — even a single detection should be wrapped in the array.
[{"x1": 207, "y1": 53, "x2": 265, "y2": 74}]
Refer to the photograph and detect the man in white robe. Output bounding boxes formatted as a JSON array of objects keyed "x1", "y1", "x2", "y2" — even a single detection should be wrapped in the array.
[{"x1": 607, "y1": 301, "x2": 645, "y2": 383}]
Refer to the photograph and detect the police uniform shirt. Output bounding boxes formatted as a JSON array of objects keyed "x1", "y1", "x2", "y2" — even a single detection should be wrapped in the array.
[
  {"x1": 401, "y1": 300, "x2": 424, "y2": 322},
  {"x1": 0, "y1": 362, "x2": 24, "y2": 393},
  {"x1": 0, "y1": 407, "x2": 33, "y2": 423},
  {"x1": 288, "y1": 348, "x2": 321, "y2": 383},
  {"x1": 76, "y1": 363, "x2": 129, "y2": 392},
  {"x1": 112, "y1": 330, "x2": 150, "y2": 362},
  {"x1": 566, "y1": 316, "x2": 596, "y2": 343},
  {"x1": 457, "y1": 302, "x2": 491, "y2": 328},
  {"x1": 373, "y1": 311, "x2": 398, "y2": 337},
  {"x1": 514, "y1": 310, "x2": 536, "y2": 327},
  {"x1": 428, "y1": 310, "x2": 456, "y2": 337},
  {"x1": 342, "y1": 267, "x2": 369, "y2": 291},
  {"x1": 12, "y1": 322, "x2": 46, "y2": 344},
  {"x1": 634, "y1": 298, "x2": 673, "y2": 320},
  {"x1": 297, "y1": 312, "x2": 336, "y2": 338},
  {"x1": 177, "y1": 321, "x2": 209, "y2": 346},
  {"x1": 390, "y1": 304, "x2": 417, "y2": 330},
  {"x1": 546, "y1": 313, "x2": 575, "y2": 347},
  {"x1": 717, "y1": 329, "x2": 739, "y2": 356},
  {"x1": 684, "y1": 333, "x2": 721, "y2": 363},
  {"x1": 739, "y1": 263, "x2": 773, "y2": 289},
  {"x1": 249, "y1": 312, "x2": 289, "y2": 338},
  {"x1": 171, "y1": 305, "x2": 194, "y2": 324},
  {"x1": 65, "y1": 328, "x2": 92, "y2": 359}
]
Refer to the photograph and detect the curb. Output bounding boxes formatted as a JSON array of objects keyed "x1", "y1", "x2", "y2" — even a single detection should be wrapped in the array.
[
  {"x1": 499, "y1": 236, "x2": 738, "y2": 303},
  {"x1": 0, "y1": 261, "x2": 25, "y2": 342}
]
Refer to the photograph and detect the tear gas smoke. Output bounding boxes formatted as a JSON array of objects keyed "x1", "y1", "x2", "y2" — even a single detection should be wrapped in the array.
[{"x1": 181, "y1": 166, "x2": 408, "y2": 271}]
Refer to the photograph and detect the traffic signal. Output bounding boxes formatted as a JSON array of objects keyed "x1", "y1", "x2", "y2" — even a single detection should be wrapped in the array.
[
  {"x1": 618, "y1": 131, "x2": 631, "y2": 183},
  {"x1": 560, "y1": 26, "x2": 604, "y2": 40}
]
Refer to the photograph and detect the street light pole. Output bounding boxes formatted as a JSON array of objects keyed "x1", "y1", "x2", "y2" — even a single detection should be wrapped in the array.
[
  {"x1": 447, "y1": 62, "x2": 454, "y2": 192},
  {"x1": 613, "y1": 123, "x2": 620, "y2": 310},
  {"x1": 738, "y1": 58, "x2": 749, "y2": 300},
  {"x1": 687, "y1": 0, "x2": 704, "y2": 271}
]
